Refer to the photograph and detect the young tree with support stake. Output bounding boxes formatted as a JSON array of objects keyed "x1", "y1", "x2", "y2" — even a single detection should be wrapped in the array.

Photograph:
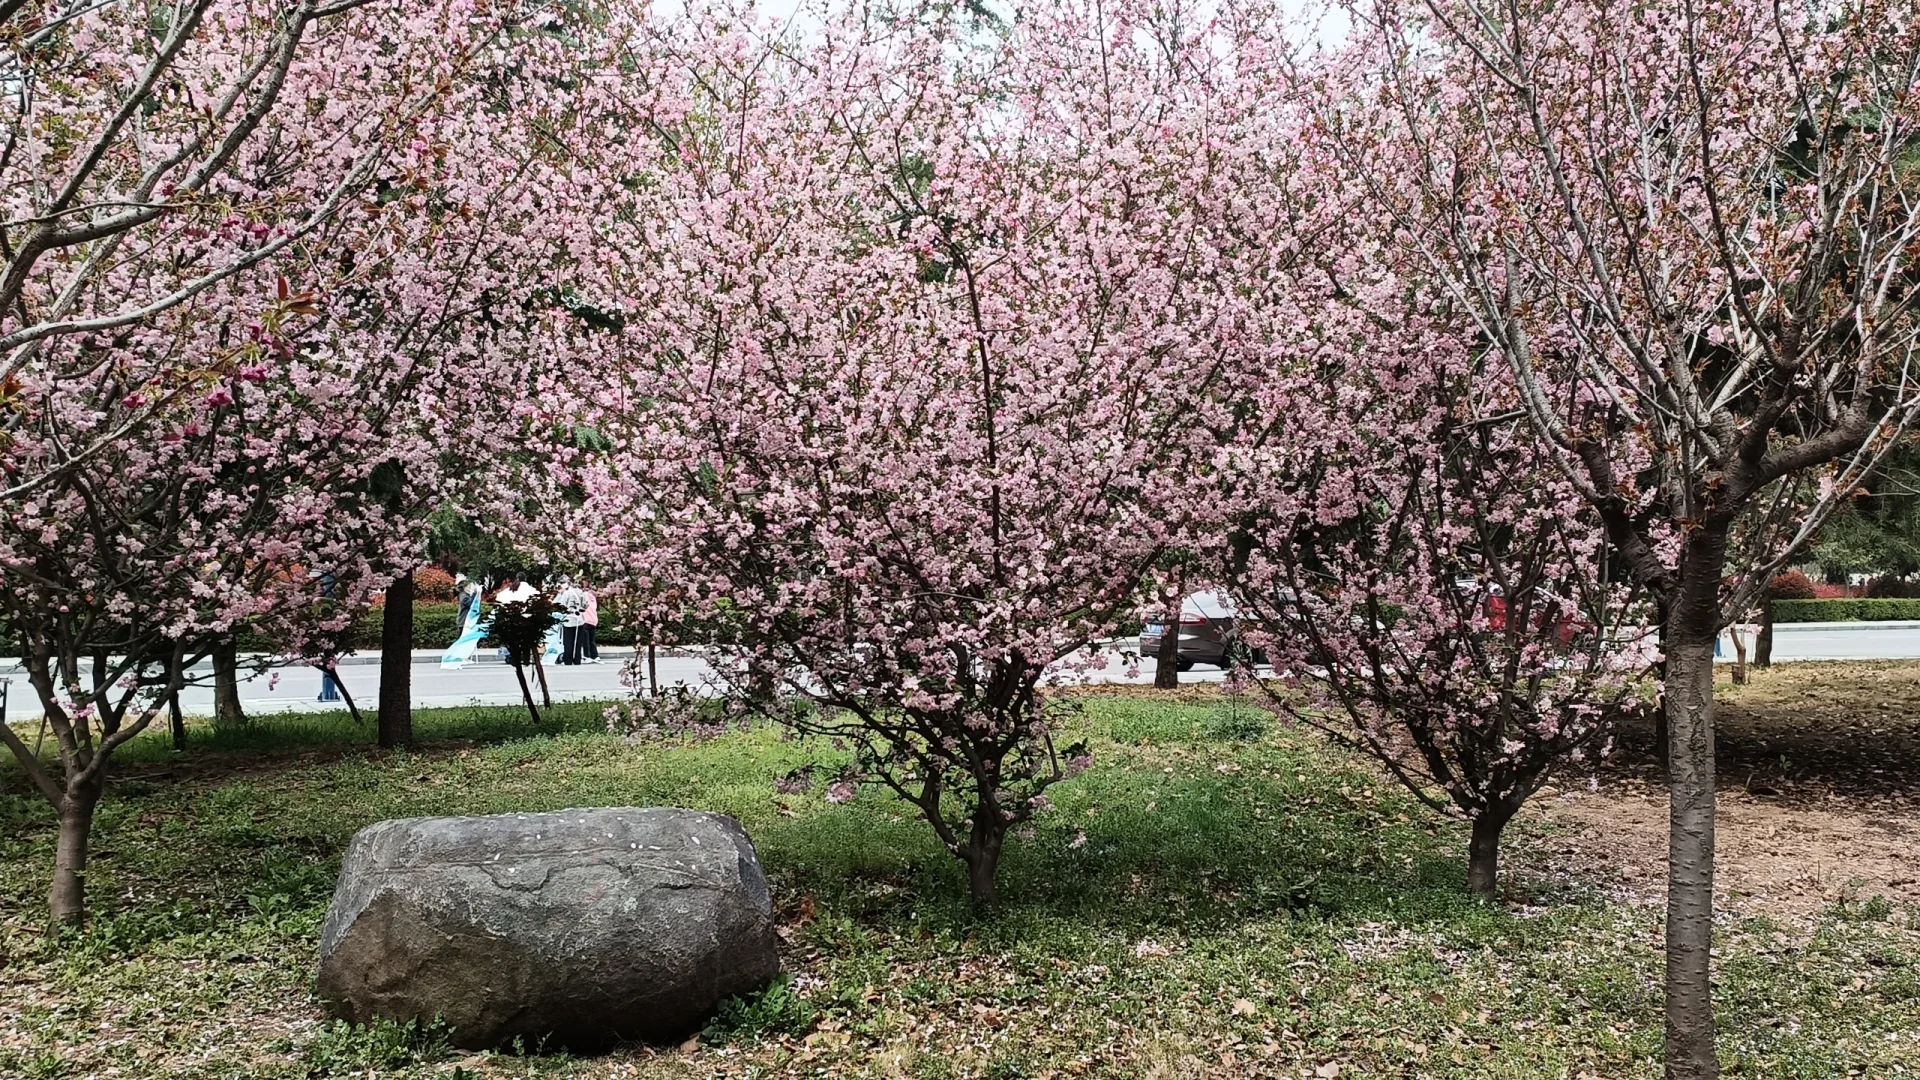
[
  {"x1": 1323, "y1": 1, "x2": 1920, "y2": 1072},
  {"x1": 488, "y1": 594, "x2": 558, "y2": 728}
]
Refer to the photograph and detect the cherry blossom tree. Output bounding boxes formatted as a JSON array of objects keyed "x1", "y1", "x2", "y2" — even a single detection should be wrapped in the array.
[
  {"x1": 536, "y1": 0, "x2": 1285, "y2": 903},
  {"x1": 1323, "y1": 1, "x2": 1920, "y2": 1072},
  {"x1": 0, "y1": 0, "x2": 614, "y2": 924},
  {"x1": 1, "y1": 0, "x2": 495, "y2": 494},
  {"x1": 1226, "y1": 334, "x2": 1657, "y2": 899}
]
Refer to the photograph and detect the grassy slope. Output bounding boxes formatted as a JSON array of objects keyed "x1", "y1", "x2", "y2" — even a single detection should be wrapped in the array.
[{"x1": 1, "y1": 695, "x2": 1915, "y2": 1079}]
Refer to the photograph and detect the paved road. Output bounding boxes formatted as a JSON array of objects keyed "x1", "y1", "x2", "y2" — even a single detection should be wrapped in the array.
[
  {"x1": 1723, "y1": 620, "x2": 1920, "y2": 661},
  {"x1": 3, "y1": 622, "x2": 1913, "y2": 721},
  {"x1": 0, "y1": 653, "x2": 713, "y2": 722},
  {"x1": 0, "y1": 646, "x2": 1209, "y2": 721}
]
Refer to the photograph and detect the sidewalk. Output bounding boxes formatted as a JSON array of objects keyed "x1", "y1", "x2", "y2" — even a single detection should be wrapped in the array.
[{"x1": 0, "y1": 646, "x2": 652, "y2": 674}]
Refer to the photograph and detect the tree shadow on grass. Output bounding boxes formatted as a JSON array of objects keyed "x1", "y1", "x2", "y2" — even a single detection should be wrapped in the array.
[
  {"x1": 2, "y1": 697, "x2": 1511, "y2": 969},
  {"x1": 749, "y1": 717, "x2": 1498, "y2": 949},
  {"x1": 0, "y1": 700, "x2": 618, "y2": 799},
  {"x1": 1597, "y1": 674, "x2": 1920, "y2": 804}
]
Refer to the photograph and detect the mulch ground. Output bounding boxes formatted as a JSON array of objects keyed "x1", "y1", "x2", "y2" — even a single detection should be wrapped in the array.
[{"x1": 1532, "y1": 661, "x2": 1920, "y2": 921}]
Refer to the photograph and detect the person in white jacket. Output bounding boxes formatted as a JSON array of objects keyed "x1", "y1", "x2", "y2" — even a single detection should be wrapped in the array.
[{"x1": 555, "y1": 580, "x2": 586, "y2": 665}]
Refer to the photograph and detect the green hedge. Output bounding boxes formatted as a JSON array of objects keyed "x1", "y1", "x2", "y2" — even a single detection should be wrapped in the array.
[{"x1": 1772, "y1": 598, "x2": 1920, "y2": 623}]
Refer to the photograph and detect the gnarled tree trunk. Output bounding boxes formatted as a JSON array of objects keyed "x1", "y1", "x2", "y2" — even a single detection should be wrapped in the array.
[
  {"x1": 1466, "y1": 804, "x2": 1517, "y2": 901},
  {"x1": 963, "y1": 816, "x2": 1006, "y2": 905},
  {"x1": 212, "y1": 639, "x2": 245, "y2": 729}
]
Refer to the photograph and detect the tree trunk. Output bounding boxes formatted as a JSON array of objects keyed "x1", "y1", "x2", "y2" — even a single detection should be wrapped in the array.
[
  {"x1": 511, "y1": 662, "x2": 543, "y2": 727},
  {"x1": 647, "y1": 641, "x2": 659, "y2": 697},
  {"x1": 329, "y1": 665, "x2": 364, "y2": 726},
  {"x1": 964, "y1": 818, "x2": 1005, "y2": 905},
  {"x1": 212, "y1": 639, "x2": 245, "y2": 729},
  {"x1": 168, "y1": 692, "x2": 186, "y2": 753},
  {"x1": 1755, "y1": 602, "x2": 1772, "y2": 668},
  {"x1": 1651, "y1": 611, "x2": 1671, "y2": 775},
  {"x1": 1664, "y1": 538, "x2": 1725, "y2": 1080},
  {"x1": 1466, "y1": 808, "x2": 1512, "y2": 900},
  {"x1": 1155, "y1": 574, "x2": 1182, "y2": 690},
  {"x1": 50, "y1": 785, "x2": 101, "y2": 927},
  {"x1": 378, "y1": 570, "x2": 414, "y2": 748},
  {"x1": 1729, "y1": 628, "x2": 1747, "y2": 686},
  {"x1": 533, "y1": 653, "x2": 552, "y2": 708}
]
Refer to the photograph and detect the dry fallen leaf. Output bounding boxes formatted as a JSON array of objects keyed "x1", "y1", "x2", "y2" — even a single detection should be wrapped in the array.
[
  {"x1": 1316, "y1": 1062, "x2": 1342, "y2": 1078},
  {"x1": 1231, "y1": 998, "x2": 1258, "y2": 1017}
]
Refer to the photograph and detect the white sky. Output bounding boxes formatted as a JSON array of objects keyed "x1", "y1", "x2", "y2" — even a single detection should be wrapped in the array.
[{"x1": 729, "y1": 0, "x2": 1349, "y2": 49}]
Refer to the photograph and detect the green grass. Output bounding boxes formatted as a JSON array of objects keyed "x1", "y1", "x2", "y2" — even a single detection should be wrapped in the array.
[{"x1": 2, "y1": 696, "x2": 1916, "y2": 1078}]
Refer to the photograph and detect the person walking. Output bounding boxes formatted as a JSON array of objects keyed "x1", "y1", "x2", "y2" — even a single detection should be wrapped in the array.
[
  {"x1": 580, "y1": 584, "x2": 600, "y2": 663},
  {"x1": 555, "y1": 579, "x2": 586, "y2": 665}
]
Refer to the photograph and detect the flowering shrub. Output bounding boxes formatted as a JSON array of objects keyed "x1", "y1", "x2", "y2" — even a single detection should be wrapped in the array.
[
  {"x1": 603, "y1": 688, "x2": 762, "y2": 745},
  {"x1": 0, "y1": 0, "x2": 608, "y2": 925},
  {"x1": 1766, "y1": 572, "x2": 1818, "y2": 601},
  {"x1": 411, "y1": 568, "x2": 458, "y2": 603}
]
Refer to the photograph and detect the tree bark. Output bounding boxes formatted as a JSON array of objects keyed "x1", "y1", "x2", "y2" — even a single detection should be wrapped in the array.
[
  {"x1": 1154, "y1": 606, "x2": 1180, "y2": 691},
  {"x1": 50, "y1": 785, "x2": 101, "y2": 927},
  {"x1": 1466, "y1": 807, "x2": 1513, "y2": 900},
  {"x1": 1755, "y1": 602, "x2": 1772, "y2": 668},
  {"x1": 511, "y1": 662, "x2": 543, "y2": 727},
  {"x1": 212, "y1": 639, "x2": 245, "y2": 729},
  {"x1": 378, "y1": 570, "x2": 414, "y2": 748},
  {"x1": 533, "y1": 653, "x2": 552, "y2": 708},
  {"x1": 166, "y1": 644, "x2": 187, "y2": 752},
  {"x1": 965, "y1": 820, "x2": 1005, "y2": 905},
  {"x1": 328, "y1": 665, "x2": 364, "y2": 725},
  {"x1": 1664, "y1": 537, "x2": 1725, "y2": 1080}
]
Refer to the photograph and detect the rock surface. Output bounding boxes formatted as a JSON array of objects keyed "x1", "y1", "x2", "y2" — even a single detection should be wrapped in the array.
[{"x1": 316, "y1": 807, "x2": 778, "y2": 1049}]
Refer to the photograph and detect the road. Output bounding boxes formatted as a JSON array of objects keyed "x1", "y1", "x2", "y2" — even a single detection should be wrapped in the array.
[
  {"x1": 2, "y1": 621, "x2": 1913, "y2": 720},
  {"x1": 1721, "y1": 620, "x2": 1920, "y2": 661}
]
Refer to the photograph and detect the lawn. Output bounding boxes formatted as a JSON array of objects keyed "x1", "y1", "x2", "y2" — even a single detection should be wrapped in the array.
[{"x1": 1, "y1": 678, "x2": 1917, "y2": 1079}]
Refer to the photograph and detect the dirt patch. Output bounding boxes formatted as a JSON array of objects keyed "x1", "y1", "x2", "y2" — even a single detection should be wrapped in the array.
[
  {"x1": 1526, "y1": 661, "x2": 1920, "y2": 921},
  {"x1": 1525, "y1": 781, "x2": 1920, "y2": 920}
]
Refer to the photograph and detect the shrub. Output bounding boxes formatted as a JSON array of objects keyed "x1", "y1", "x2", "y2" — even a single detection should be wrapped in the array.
[
  {"x1": 1866, "y1": 576, "x2": 1920, "y2": 599},
  {"x1": 1766, "y1": 571, "x2": 1817, "y2": 600},
  {"x1": 702, "y1": 975, "x2": 817, "y2": 1043},
  {"x1": 304, "y1": 1017, "x2": 452, "y2": 1073},
  {"x1": 412, "y1": 566, "x2": 458, "y2": 601},
  {"x1": 1772, "y1": 598, "x2": 1920, "y2": 623}
]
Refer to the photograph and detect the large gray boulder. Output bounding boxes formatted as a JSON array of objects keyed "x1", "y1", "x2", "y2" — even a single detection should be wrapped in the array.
[{"x1": 316, "y1": 807, "x2": 778, "y2": 1050}]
